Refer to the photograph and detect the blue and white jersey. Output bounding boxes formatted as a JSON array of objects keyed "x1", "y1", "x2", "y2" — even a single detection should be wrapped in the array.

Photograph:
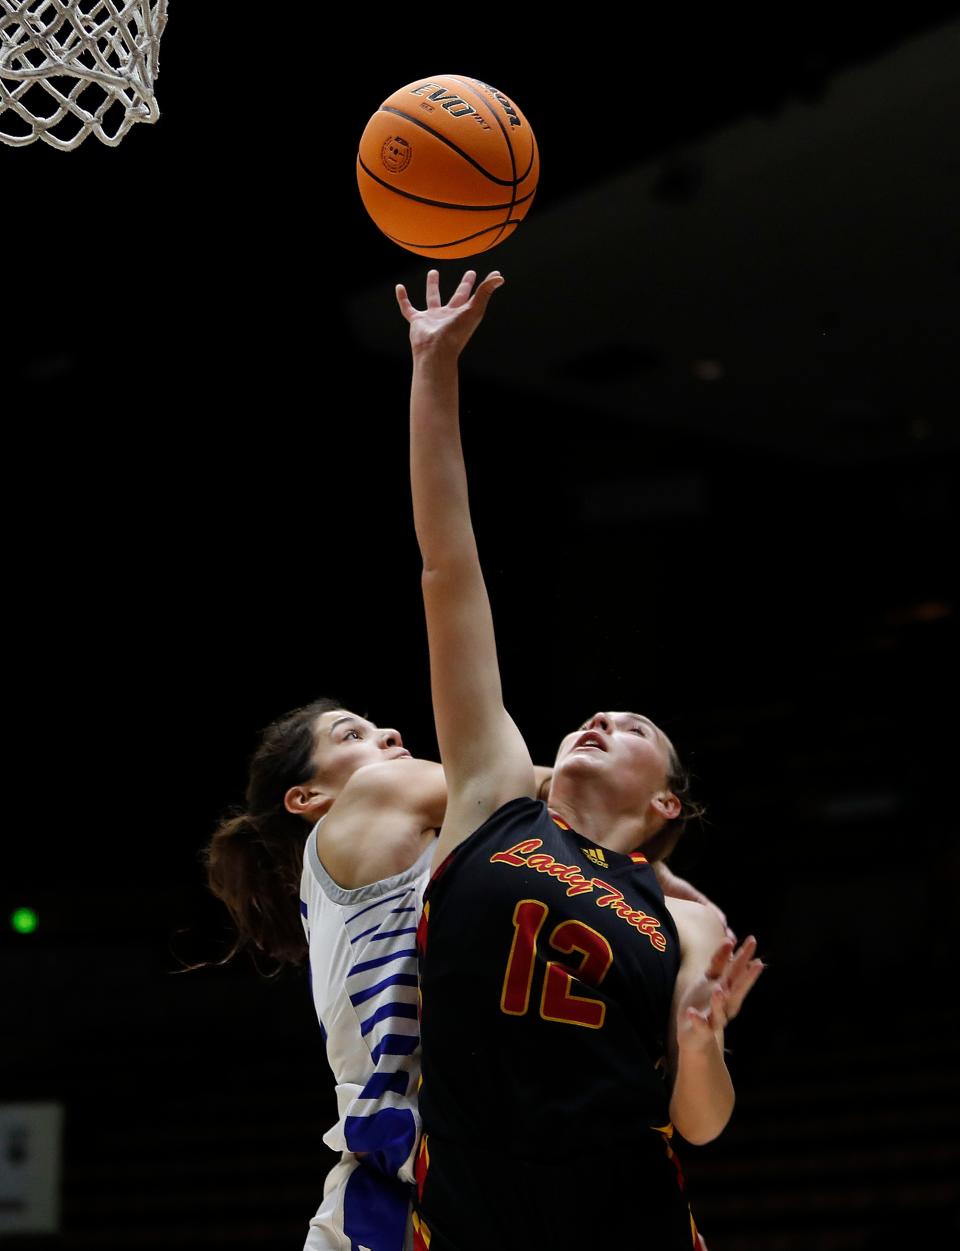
[{"x1": 300, "y1": 824, "x2": 433, "y2": 1184}]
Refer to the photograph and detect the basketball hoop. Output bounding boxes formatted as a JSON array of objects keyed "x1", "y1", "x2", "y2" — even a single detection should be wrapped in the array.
[{"x1": 0, "y1": 1, "x2": 168, "y2": 150}]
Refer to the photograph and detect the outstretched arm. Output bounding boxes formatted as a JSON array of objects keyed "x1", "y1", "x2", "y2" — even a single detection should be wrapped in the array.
[
  {"x1": 397, "y1": 270, "x2": 535, "y2": 870},
  {"x1": 664, "y1": 899, "x2": 764, "y2": 1144}
]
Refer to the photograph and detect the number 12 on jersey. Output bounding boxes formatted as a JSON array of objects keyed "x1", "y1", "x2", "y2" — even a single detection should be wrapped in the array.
[{"x1": 500, "y1": 898, "x2": 614, "y2": 1029}]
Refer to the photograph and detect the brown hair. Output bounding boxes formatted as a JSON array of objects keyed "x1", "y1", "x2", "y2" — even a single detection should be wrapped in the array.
[
  {"x1": 640, "y1": 745, "x2": 705, "y2": 863},
  {"x1": 203, "y1": 696, "x2": 342, "y2": 969}
]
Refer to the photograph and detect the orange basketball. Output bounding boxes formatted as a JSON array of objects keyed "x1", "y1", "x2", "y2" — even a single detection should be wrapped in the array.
[{"x1": 356, "y1": 75, "x2": 539, "y2": 259}]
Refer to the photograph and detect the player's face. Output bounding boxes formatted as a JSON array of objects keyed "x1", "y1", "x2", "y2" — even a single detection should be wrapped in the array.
[
  {"x1": 307, "y1": 708, "x2": 411, "y2": 797},
  {"x1": 553, "y1": 710, "x2": 675, "y2": 802}
]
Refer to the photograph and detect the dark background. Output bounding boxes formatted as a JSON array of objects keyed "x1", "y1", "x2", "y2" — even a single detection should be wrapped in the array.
[{"x1": 3, "y1": 7, "x2": 958, "y2": 1249}]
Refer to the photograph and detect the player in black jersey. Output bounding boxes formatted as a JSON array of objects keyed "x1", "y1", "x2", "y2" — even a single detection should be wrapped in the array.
[{"x1": 396, "y1": 270, "x2": 765, "y2": 1251}]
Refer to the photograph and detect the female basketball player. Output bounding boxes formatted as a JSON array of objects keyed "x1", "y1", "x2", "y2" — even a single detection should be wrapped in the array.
[
  {"x1": 205, "y1": 700, "x2": 726, "y2": 1251},
  {"x1": 206, "y1": 698, "x2": 444, "y2": 1251},
  {"x1": 396, "y1": 269, "x2": 764, "y2": 1251}
]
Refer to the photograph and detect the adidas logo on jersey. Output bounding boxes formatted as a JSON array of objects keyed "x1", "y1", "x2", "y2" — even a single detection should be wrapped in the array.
[{"x1": 582, "y1": 847, "x2": 608, "y2": 868}]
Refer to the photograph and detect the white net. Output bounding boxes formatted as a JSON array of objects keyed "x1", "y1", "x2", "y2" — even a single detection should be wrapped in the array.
[{"x1": 0, "y1": 0, "x2": 168, "y2": 150}]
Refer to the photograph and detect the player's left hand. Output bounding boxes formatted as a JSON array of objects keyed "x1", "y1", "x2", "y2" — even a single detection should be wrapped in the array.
[{"x1": 676, "y1": 936, "x2": 764, "y2": 1052}]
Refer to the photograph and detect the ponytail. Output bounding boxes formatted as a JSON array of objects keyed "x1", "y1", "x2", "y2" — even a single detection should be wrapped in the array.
[
  {"x1": 202, "y1": 696, "x2": 342, "y2": 969},
  {"x1": 205, "y1": 809, "x2": 310, "y2": 967}
]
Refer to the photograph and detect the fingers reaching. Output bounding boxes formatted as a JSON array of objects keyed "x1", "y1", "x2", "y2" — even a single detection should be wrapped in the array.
[
  {"x1": 447, "y1": 270, "x2": 478, "y2": 309},
  {"x1": 395, "y1": 283, "x2": 415, "y2": 322},
  {"x1": 397, "y1": 270, "x2": 504, "y2": 315},
  {"x1": 471, "y1": 271, "x2": 505, "y2": 317},
  {"x1": 684, "y1": 982, "x2": 727, "y2": 1035},
  {"x1": 706, "y1": 939, "x2": 734, "y2": 980},
  {"x1": 396, "y1": 267, "x2": 506, "y2": 359},
  {"x1": 698, "y1": 935, "x2": 765, "y2": 1030},
  {"x1": 723, "y1": 940, "x2": 765, "y2": 1020},
  {"x1": 725, "y1": 936, "x2": 757, "y2": 982}
]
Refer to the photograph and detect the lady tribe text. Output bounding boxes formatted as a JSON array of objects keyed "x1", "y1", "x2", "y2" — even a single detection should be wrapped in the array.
[{"x1": 490, "y1": 839, "x2": 668, "y2": 951}]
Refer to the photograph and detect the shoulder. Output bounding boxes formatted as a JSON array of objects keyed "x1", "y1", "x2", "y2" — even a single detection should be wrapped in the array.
[
  {"x1": 316, "y1": 758, "x2": 443, "y2": 890},
  {"x1": 339, "y1": 757, "x2": 444, "y2": 811},
  {"x1": 664, "y1": 896, "x2": 725, "y2": 960}
]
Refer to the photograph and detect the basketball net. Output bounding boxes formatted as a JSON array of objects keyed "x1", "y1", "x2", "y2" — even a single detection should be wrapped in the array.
[{"x1": 0, "y1": 0, "x2": 168, "y2": 149}]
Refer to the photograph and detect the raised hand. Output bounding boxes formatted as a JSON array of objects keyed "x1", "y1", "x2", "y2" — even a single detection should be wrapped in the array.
[
  {"x1": 396, "y1": 268, "x2": 504, "y2": 360},
  {"x1": 676, "y1": 935, "x2": 764, "y2": 1053}
]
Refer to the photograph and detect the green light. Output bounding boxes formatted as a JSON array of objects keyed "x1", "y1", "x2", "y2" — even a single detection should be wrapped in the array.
[{"x1": 11, "y1": 907, "x2": 38, "y2": 934}]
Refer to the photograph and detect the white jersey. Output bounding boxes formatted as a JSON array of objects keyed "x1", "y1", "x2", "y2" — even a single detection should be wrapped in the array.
[{"x1": 300, "y1": 823, "x2": 433, "y2": 1185}]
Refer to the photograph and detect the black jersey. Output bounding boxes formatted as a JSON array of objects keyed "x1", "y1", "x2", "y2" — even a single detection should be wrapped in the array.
[{"x1": 417, "y1": 797, "x2": 681, "y2": 1159}]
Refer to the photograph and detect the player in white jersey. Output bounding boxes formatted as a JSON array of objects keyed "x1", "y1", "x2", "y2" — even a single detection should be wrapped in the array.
[
  {"x1": 205, "y1": 697, "x2": 727, "y2": 1251},
  {"x1": 207, "y1": 697, "x2": 447, "y2": 1251},
  {"x1": 300, "y1": 825, "x2": 433, "y2": 1250}
]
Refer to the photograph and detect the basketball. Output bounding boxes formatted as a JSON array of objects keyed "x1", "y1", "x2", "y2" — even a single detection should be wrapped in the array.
[{"x1": 356, "y1": 75, "x2": 539, "y2": 259}]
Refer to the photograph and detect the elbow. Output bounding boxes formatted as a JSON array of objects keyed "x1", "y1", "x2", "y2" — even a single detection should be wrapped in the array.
[
  {"x1": 421, "y1": 563, "x2": 453, "y2": 592},
  {"x1": 420, "y1": 557, "x2": 474, "y2": 587},
  {"x1": 669, "y1": 1095, "x2": 733, "y2": 1147},
  {"x1": 673, "y1": 1120, "x2": 723, "y2": 1147}
]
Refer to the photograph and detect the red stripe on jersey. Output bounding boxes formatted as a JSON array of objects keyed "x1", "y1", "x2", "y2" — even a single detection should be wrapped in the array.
[
  {"x1": 414, "y1": 1133, "x2": 430, "y2": 1204},
  {"x1": 412, "y1": 1210, "x2": 432, "y2": 1250},
  {"x1": 416, "y1": 900, "x2": 430, "y2": 959},
  {"x1": 413, "y1": 1135, "x2": 433, "y2": 1248}
]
